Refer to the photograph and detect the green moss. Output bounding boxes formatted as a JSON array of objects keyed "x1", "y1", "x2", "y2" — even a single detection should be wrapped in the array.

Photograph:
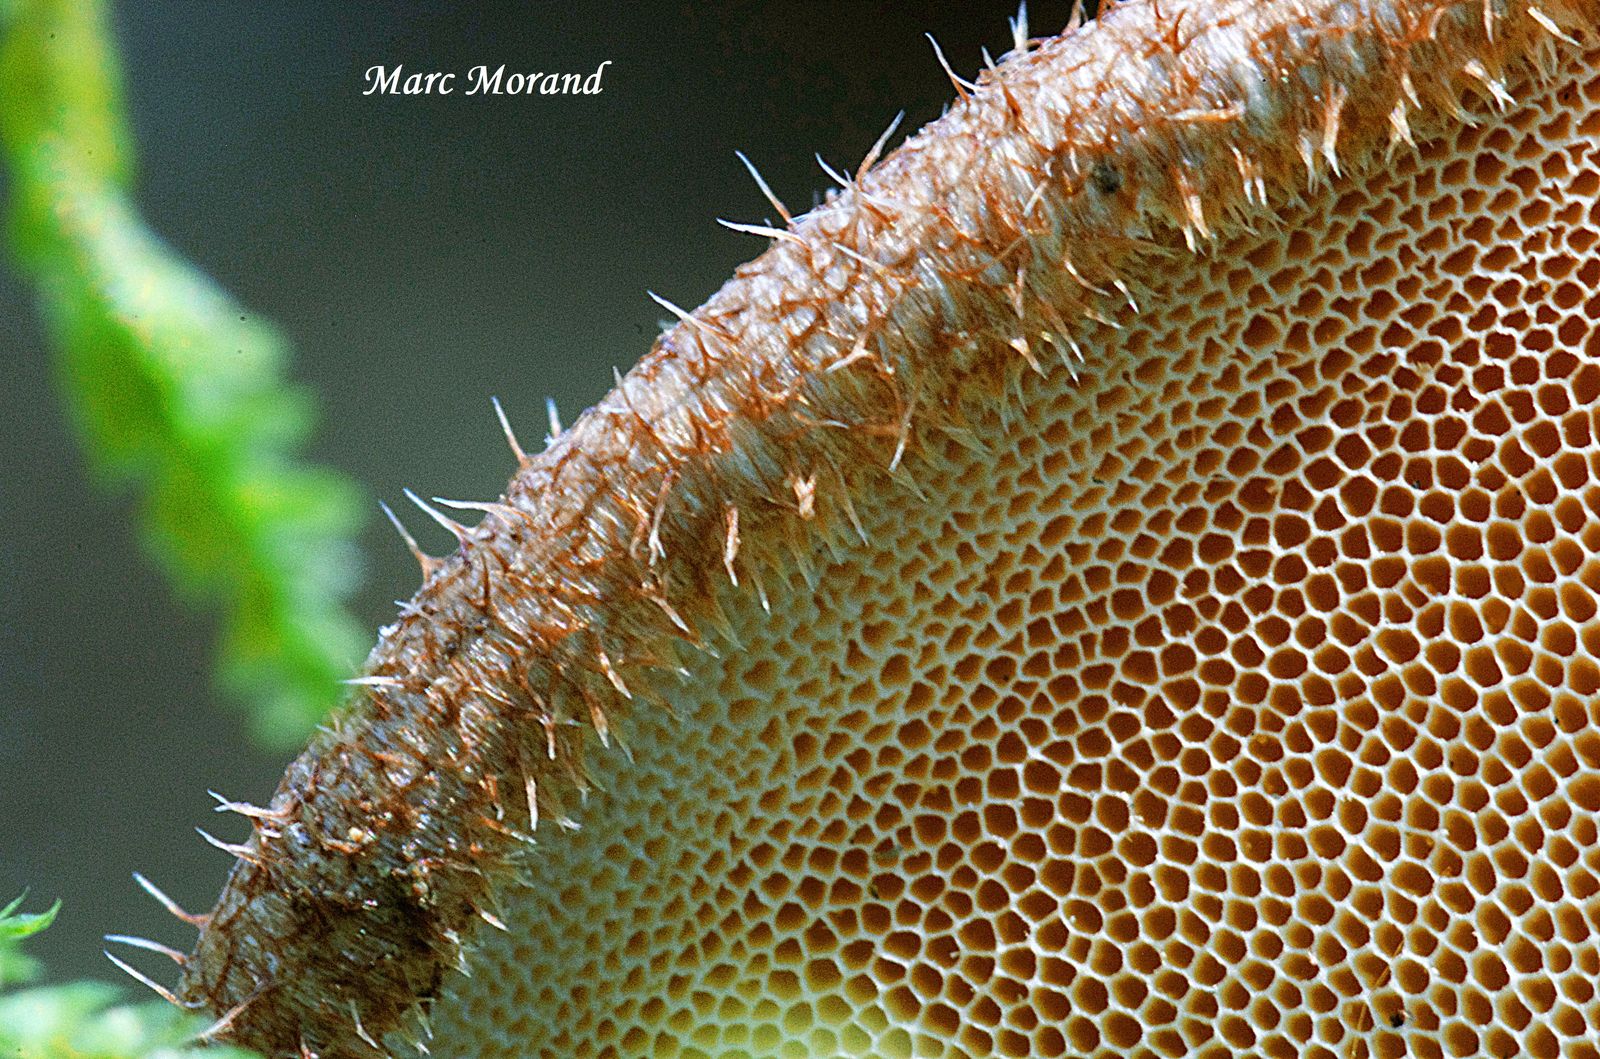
[
  {"x1": 0, "y1": 895, "x2": 258, "y2": 1059},
  {"x1": 0, "y1": 0, "x2": 368, "y2": 748}
]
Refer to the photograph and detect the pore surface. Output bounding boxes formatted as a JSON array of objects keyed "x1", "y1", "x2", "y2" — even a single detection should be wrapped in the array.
[{"x1": 425, "y1": 39, "x2": 1600, "y2": 1059}]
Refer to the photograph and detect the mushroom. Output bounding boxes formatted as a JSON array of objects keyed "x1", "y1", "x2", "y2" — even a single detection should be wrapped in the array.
[{"x1": 168, "y1": 1, "x2": 1600, "y2": 1056}]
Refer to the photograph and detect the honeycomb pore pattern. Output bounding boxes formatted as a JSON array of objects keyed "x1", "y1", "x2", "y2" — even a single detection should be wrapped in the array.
[{"x1": 420, "y1": 33, "x2": 1600, "y2": 1059}]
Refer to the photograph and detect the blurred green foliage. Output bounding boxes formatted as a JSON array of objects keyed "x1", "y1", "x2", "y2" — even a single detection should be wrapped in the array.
[
  {"x1": 0, "y1": 895, "x2": 257, "y2": 1059},
  {"x1": 0, "y1": 893, "x2": 60, "y2": 990},
  {"x1": 0, "y1": 0, "x2": 368, "y2": 748},
  {"x1": 0, "y1": 0, "x2": 360, "y2": 1048}
]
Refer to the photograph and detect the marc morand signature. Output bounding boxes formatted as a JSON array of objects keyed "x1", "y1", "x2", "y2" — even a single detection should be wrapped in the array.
[{"x1": 363, "y1": 62, "x2": 612, "y2": 96}]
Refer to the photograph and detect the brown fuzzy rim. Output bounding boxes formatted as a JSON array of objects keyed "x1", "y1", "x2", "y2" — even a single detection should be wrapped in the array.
[{"x1": 136, "y1": 2, "x2": 1597, "y2": 1055}]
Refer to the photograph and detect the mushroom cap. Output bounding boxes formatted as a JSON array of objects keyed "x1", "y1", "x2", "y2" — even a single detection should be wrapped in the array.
[{"x1": 178, "y1": 2, "x2": 1600, "y2": 1057}]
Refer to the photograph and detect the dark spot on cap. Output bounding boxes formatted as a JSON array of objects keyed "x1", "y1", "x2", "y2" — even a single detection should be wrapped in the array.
[{"x1": 1091, "y1": 161, "x2": 1122, "y2": 196}]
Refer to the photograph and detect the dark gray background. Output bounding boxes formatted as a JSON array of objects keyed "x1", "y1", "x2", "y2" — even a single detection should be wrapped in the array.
[{"x1": 0, "y1": 1, "x2": 1086, "y2": 984}]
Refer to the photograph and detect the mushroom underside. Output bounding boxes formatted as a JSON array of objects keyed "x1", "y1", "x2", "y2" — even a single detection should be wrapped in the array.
[
  {"x1": 169, "y1": 3, "x2": 1600, "y2": 1057},
  {"x1": 432, "y1": 31, "x2": 1600, "y2": 1059}
]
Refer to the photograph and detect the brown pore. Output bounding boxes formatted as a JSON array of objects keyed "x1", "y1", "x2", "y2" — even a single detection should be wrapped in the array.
[{"x1": 162, "y1": 2, "x2": 1600, "y2": 1057}]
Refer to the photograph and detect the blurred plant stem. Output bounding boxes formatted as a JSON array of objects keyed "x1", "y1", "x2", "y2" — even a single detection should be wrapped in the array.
[{"x1": 1, "y1": 0, "x2": 368, "y2": 748}]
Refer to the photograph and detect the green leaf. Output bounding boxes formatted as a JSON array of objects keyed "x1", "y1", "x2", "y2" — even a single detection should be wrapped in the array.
[
  {"x1": 0, "y1": 895, "x2": 263, "y2": 1059},
  {"x1": 0, "y1": 894, "x2": 59, "y2": 989},
  {"x1": 0, "y1": 894, "x2": 60, "y2": 940}
]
